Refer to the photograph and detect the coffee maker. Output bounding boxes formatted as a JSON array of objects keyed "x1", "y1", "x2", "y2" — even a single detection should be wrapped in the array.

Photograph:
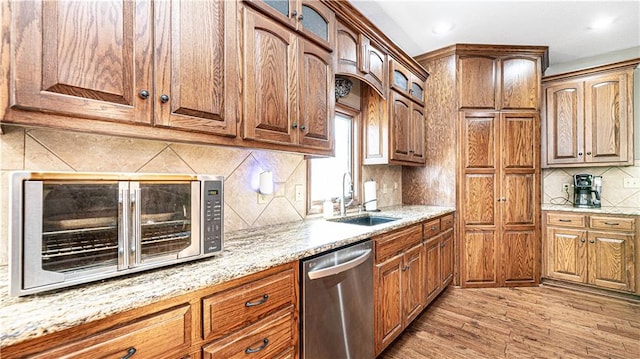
[{"x1": 573, "y1": 174, "x2": 602, "y2": 208}]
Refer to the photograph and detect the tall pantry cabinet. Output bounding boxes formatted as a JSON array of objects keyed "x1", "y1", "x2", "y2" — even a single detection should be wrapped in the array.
[{"x1": 409, "y1": 44, "x2": 548, "y2": 287}]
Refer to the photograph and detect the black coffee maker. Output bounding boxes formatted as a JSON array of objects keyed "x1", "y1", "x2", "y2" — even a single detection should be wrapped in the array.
[{"x1": 573, "y1": 174, "x2": 602, "y2": 208}]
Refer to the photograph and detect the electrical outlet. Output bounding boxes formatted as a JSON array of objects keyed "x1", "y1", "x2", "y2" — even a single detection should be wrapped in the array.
[
  {"x1": 623, "y1": 177, "x2": 640, "y2": 188},
  {"x1": 382, "y1": 183, "x2": 388, "y2": 194},
  {"x1": 562, "y1": 183, "x2": 570, "y2": 192},
  {"x1": 295, "y1": 184, "x2": 304, "y2": 201}
]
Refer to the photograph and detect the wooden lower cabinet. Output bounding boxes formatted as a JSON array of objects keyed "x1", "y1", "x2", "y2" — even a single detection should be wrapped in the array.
[
  {"x1": 374, "y1": 213, "x2": 455, "y2": 355},
  {"x1": 1, "y1": 262, "x2": 299, "y2": 359},
  {"x1": 544, "y1": 211, "x2": 638, "y2": 294}
]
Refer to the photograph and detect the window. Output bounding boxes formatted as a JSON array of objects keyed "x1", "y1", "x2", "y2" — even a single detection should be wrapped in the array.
[{"x1": 308, "y1": 109, "x2": 360, "y2": 213}]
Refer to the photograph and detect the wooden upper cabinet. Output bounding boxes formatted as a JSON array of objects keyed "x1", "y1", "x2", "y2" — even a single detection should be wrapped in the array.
[
  {"x1": 243, "y1": 0, "x2": 335, "y2": 51},
  {"x1": 242, "y1": 8, "x2": 332, "y2": 150},
  {"x1": 410, "y1": 105, "x2": 426, "y2": 162},
  {"x1": 298, "y1": 39, "x2": 333, "y2": 150},
  {"x1": 362, "y1": 86, "x2": 389, "y2": 165},
  {"x1": 243, "y1": 8, "x2": 297, "y2": 145},
  {"x1": 458, "y1": 56, "x2": 497, "y2": 109},
  {"x1": 11, "y1": 0, "x2": 153, "y2": 124},
  {"x1": 335, "y1": 21, "x2": 387, "y2": 97},
  {"x1": 458, "y1": 55, "x2": 540, "y2": 110},
  {"x1": 390, "y1": 92, "x2": 412, "y2": 162},
  {"x1": 391, "y1": 60, "x2": 425, "y2": 105},
  {"x1": 153, "y1": 0, "x2": 237, "y2": 136},
  {"x1": 10, "y1": 0, "x2": 237, "y2": 137},
  {"x1": 501, "y1": 57, "x2": 540, "y2": 110},
  {"x1": 542, "y1": 64, "x2": 635, "y2": 167}
]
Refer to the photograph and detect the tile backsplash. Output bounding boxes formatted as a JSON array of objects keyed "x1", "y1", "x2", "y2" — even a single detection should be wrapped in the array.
[
  {"x1": 361, "y1": 164, "x2": 402, "y2": 209},
  {"x1": 542, "y1": 163, "x2": 640, "y2": 208},
  {"x1": 0, "y1": 126, "x2": 308, "y2": 266}
]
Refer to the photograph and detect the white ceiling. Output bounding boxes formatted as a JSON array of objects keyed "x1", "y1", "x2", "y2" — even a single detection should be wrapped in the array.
[{"x1": 349, "y1": 0, "x2": 640, "y2": 66}]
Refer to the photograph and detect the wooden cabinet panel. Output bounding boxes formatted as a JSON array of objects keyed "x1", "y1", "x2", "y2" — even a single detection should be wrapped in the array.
[
  {"x1": 463, "y1": 174, "x2": 496, "y2": 225},
  {"x1": 462, "y1": 230, "x2": 498, "y2": 286},
  {"x1": 298, "y1": 39, "x2": 333, "y2": 150},
  {"x1": 32, "y1": 305, "x2": 191, "y2": 359},
  {"x1": 544, "y1": 81, "x2": 584, "y2": 165},
  {"x1": 463, "y1": 114, "x2": 497, "y2": 169},
  {"x1": 202, "y1": 269, "x2": 295, "y2": 341},
  {"x1": 11, "y1": 0, "x2": 152, "y2": 124},
  {"x1": 502, "y1": 230, "x2": 538, "y2": 285},
  {"x1": 336, "y1": 22, "x2": 358, "y2": 74},
  {"x1": 390, "y1": 91, "x2": 412, "y2": 161},
  {"x1": 375, "y1": 224, "x2": 423, "y2": 263},
  {"x1": 362, "y1": 41, "x2": 387, "y2": 96},
  {"x1": 362, "y1": 86, "x2": 389, "y2": 165},
  {"x1": 502, "y1": 173, "x2": 535, "y2": 225},
  {"x1": 423, "y1": 237, "x2": 441, "y2": 303},
  {"x1": 402, "y1": 243, "x2": 423, "y2": 326},
  {"x1": 375, "y1": 254, "x2": 403, "y2": 354},
  {"x1": 590, "y1": 216, "x2": 635, "y2": 232},
  {"x1": 546, "y1": 227, "x2": 587, "y2": 283},
  {"x1": 502, "y1": 113, "x2": 536, "y2": 168},
  {"x1": 423, "y1": 218, "x2": 441, "y2": 239},
  {"x1": 440, "y1": 229, "x2": 455, "y2": 287},
  {"x1": 587, "y1": 231, "x2": 635, "y2": 292},
  {"x1": 584, "y1": 71, "x2": 630, "y2": 163},
  {"x1": 547, "y1": 212, "x2": 586, "y2": 228},
  {"x1": 441, "y1": 215, "x2": 454, "y2": 231},
  {"x1": 458, "y1": 56, "x2": 496, "y2": 109},
  {"x1": 501, "y1": 57, "x2": 540, "y2": 110},
  {"x1": 410, "y1": 105, "x2": 426, "y2": 162},
  {"x1": 202, "y1": 309, "x2": 295, "y2": 359},
  {"x1": 154, "y1": 0, "x2": 236, "y2": 136},
  {"x1": 242, "y1": 8, "x2": 297, "y2": 145}
]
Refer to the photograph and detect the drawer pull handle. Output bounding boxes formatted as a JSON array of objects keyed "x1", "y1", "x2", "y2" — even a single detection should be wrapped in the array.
[
  {"x1": 604, "y1": 222, "x2": 619, "y2": 226},
  {"x1": 121, "y1": 348, "x2": 136, "y2": 359},
  {"x1": 245, "y1": 294, "x2": 269, "y2": 307},
  {"x1": 245, "y1": 338, "x2": 269, "y2": 354},
  {"x1": 558, "y1": 219, "x2": 572, "y2": 222}
]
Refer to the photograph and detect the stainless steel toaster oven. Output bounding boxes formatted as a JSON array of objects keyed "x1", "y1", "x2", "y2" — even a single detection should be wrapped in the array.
[{"x1": 9, "y1": 172, "x2": 223, "y2": 296}]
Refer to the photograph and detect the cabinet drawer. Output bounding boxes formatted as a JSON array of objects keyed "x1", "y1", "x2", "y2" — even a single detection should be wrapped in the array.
[
  {"x1": 590, "y1": 216, "x2": 635, "y2": 232},
  {"x1": 546, "y1": 212, "x2": 586, "y2": 228},
  {"x1": 441, "y1": 214, "x2": 454, "y2": 231},
  {"x1": 375, "y1": 224, "x2": 423, "y2": 263},
  {"x1": 202, "y1": 269, "x2": 295, "y2": 340},
  {"x1": 202, "y1": 309, "x2": 294, "y2": 359},
  {"x1": 423, "y1": 219, "x2": 441, "y2": 239},
  {"x1": 32, "y1": 304, "x2": 191, "y2": 359}
]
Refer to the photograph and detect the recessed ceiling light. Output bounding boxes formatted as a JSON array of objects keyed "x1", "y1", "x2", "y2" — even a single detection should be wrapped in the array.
[
  {"x1": 589, "y1": 16, "x2": 615, "y2": 30},
  {"x1": 432, "y1": 22, "x2": 454, "y2": 35}
]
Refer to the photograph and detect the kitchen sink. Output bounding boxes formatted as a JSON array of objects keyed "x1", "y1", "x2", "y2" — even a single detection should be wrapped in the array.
[{"x1": 330, "y1": 215, "x2": 399, "y2": 226}]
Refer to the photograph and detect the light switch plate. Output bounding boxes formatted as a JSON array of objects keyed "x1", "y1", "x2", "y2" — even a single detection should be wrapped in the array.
[
  {"x1": 623, "y1": 177, "x2": 640, "y2": 188},
  {"x1": 295, "y1": 184, "x2": 304, "y2": 201}
]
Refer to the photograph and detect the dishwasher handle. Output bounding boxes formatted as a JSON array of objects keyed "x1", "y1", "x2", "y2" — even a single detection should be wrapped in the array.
[{"x1": 307, "y1": 249, "x2": 372, "y2": 280}]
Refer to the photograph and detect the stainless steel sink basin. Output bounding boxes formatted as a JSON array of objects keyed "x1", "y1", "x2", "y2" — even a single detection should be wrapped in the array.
[{"x1": 330, "y1": 215, "x2": 399, "y2": 226}]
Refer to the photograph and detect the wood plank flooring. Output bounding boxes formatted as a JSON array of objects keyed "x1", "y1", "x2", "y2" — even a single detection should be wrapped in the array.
[{"x1": 379, "y1": 286, "x2": 640, "y2": 359}]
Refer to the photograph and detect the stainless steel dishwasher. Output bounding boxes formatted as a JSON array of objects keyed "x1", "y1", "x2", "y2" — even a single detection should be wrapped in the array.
[{"x1": 301, "y1": 240, "x2": 373, "y2": 359}]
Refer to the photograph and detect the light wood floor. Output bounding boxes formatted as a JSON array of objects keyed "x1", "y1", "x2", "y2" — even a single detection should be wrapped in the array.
[{"x1": 380, "y1": 286, "x2": 640, "y2": 359}]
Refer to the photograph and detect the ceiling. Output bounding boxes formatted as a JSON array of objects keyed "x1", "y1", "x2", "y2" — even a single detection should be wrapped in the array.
[{"x1": 349, "y1": 0, "x2": 640, "y2": 66}]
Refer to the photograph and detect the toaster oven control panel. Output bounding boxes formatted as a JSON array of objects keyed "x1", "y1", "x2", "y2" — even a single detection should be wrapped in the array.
[{"x1": 203, "y1": 180, "x2": 223, "y2": 253}]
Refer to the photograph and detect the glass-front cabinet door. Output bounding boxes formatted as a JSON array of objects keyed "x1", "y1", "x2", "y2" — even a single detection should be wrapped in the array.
[{"x1": 134, "y1": 181, "x2": 200, "y2": 266}]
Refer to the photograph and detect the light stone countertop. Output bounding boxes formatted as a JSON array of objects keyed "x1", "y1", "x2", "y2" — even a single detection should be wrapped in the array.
[
  {"x1": 0, "y1": 205, "x2": 455, "y2": 348},
  {"x1": 542, "y1": 203, "x2": 640, "y2": 216}
]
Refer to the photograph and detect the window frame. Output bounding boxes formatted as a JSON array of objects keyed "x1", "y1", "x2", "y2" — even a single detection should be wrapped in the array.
[{"x1": 307, "y1": 104, "x2": 361, "y2": 214}]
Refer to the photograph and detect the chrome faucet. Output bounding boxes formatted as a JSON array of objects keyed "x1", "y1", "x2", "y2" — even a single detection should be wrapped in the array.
[{"x1": 340, "y1": 172, "x2": 354, "y2": 216}]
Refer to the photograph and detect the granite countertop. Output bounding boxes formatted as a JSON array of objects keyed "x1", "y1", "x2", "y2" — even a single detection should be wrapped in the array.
[
  {"x1": 541, "y1": 203, "x2": 640, "y2": 216},
  {"x1": 0, "y1": 205, "x2": 454, "y2": 348}
]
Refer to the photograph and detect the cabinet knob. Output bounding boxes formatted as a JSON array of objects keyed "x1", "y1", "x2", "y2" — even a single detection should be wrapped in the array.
[
  {"x1": 160, "y1": 94, "x2": 170, "y2": 103},
  {"x1": 298, "y1": 14, "x2": 304, "y2": 21},
  {"x1": 291, "y1": 10, "x2": 297, "y2": 18},
  {"x1": 300, "y1": 125, "x2": 306, "y2": 131},
  {"x1": 586, "y1": 152, "x2": 592, "y2": 156},
  {"x1": 589, "y1": 239, "x2": 595, "y2": 244},
  {"x1": 578, "y1": 152, "x2": 583, "y2": 156},
  {"x1": 138, "y1": 90, "x2": 149, "y2": 99},
  {"x1": 580, "y1": 238, "x2": 586, "y2": 243},
  {"x1": 292, "y1": 123, "x2": 298, "y2": 129}
]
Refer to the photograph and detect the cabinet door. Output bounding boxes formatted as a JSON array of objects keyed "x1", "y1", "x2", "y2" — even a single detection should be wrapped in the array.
[
  {"x1": 362, "y1": 86, "x2": 389, "y2": 165},
  {"x1": 587, "y1": 231, "x2": 635, "y2": 292},
  {"x1": 299, "y1": 0, "x2": 335, "y2": 50},
  {"x1": 584, "y1": 71, "x2": 631, "y2": 164},
  {"x1": 458, "y1": 56, "x2": 497, "y2": 109},
  {"x1": 374, "y1": 254, "x2": 403, "y2": 355},
  {"x1": 501, "y1": 57, "x2": 540, "y2": 110},
  {"x1": 361, "y1": 40, "x2": 387, "y2": 97},
  {"x1": 543, "y1": 80, "x2": 585, "y2": 165},
  {"x1": 410, "y1": 104, "x2": 426, "y2": 164},
  {"x1": 336, "y1": 21, "x2": 358, "y2": 75},
  {"x1": 11, "y1": 0, "x2": 152, "y2": 124},
  {"x1": 243, "y1": 8, "x2": 297, "y2": 145},
  {"x1": 390, "y1": 91, "x2": 412, "y2": 162},
  {"x1": 402, "y1": 244, "x2": 423, "y2": 327},
  {"x1": 440, "y1": 230, "x2": 454, "y2": 287},
  {"x1": 546, "y1": 227, "x2": 587, "y2": 283},
  {"x1": 298, "y1": 39, "x2": 333, "y2": 150},
  {"x1": 153, "y1": 0, "x2": 237, "y2": 136},
  {"x1": 242, "y1": 0, "x2": 298, "y2": 28},
  {"x1": 462, "y1": 230, "x2": 498, "y2": 287},
  {"x1": 423, "y1": 236, "x2": 441, "y2": 304}
]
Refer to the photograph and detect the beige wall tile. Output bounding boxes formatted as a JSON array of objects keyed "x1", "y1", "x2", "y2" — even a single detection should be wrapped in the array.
[
  {"x1": 137, "y1": 147, "x2": 194, "y2": 174},
  {"x1": 1, "y1": 127, "x2": 25, "y2": 170},
  {"x1": 253, "y1": 197, "x2": 302, "y2": 227},
  {"x1": 224, "y1": 156, "x2": 268, "y2": 226},
  {"x1": 284, "y1": 161, "x2": 307, "y2": 217},
  {"x1": 224, "y1": 203, "x2": 250, "y2": 233},
  {"x1": 27, "y1": 130, "x2": 168, "y2": 172},
  {"x1": 170, "y1": 143, "x2": 250, "y2": 178},
  {"x1": 251, "y1": 150, "x2": 303, "y2": 182},
  {"x1": 24, "y1": 135, "x2": 74, "y2": 171}
]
